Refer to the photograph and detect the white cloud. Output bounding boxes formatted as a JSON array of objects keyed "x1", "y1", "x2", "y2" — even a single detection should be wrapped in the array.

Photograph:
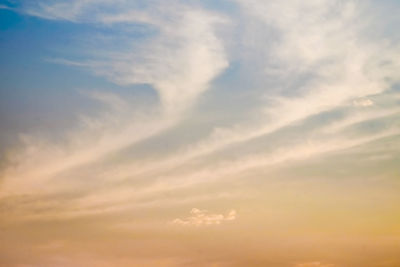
[
  {"x1": 92, "y1": 9, "x2": 229, "y2": 115},
  {"x1": 172, "y1": 208, "x2": 236, "y2": 226},
  {"x1": 1, "y1": 0, "x2": 228, "y2": 196},
  {"x1": 23, "y1": 0, "x2": 113, "y2": 22},
  {"x1": 146, "y1": 0, "x2": 400, "y2": 164},
  {"x1": 2, "y1": 0, "x2": 400, "y2": 225},
  {"x1": 23, "y1": 0, "x2": 229, "y2": 115},
  {"x1": 2, "y1": 2, "x2": 400, "y2": 266},
  {"x1": 353, "y1": 98, "x2": 374, "y2": 107}
]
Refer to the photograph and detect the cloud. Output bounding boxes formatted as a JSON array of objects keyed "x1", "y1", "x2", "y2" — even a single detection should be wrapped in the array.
[
  {"x1": 0, "y1": 4, "x2": 13, "y2": 10},
  {"x1": 22, "y1": 0, "x2": 109, "y2": 22},
  {"x1": 92, "y1": 8, "x2": 229, "y2": 115},
  {"x1": 294, "y1": 262, "x2": 335, "y2": 267},
  {"x1": 78, "y1": 0, "x2": 399, "y2": 187},
  {"x1": 23, "y1": 0, "x2": 229, "y2": 115},
  {"x1": 1, "y1": 0, "x2": 399, "y2": 233},
  {"x1": 146, "y1": 0, "x2": 400, "y2": 165},
  {"x1": 2, "y1": 2, "x2": 400, "y2": 265},
  {"x1": 172, "y1": 208, "x2": 236, "y2": 226},
  {"x1": 1, "y1": 0, "x2": 228, "y2": 196},
  {"x1": 353, "y1": 98, "x2": 374, "y2": 107}
]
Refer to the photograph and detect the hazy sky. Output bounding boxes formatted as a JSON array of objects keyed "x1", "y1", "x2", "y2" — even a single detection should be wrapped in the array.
[{"x1": 1, "y1": 0, "x2": 400, "y2": 266}]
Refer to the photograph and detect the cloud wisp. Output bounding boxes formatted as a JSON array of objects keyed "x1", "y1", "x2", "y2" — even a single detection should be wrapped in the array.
[
  {"x1": 1, "y1": 0, "x2": 229, "y2": 196},
  {"x1": 2, "y1": 0, "x2": 400, "y2": 220},
  {"x1": 172, "y1": 208, "x2": 236, "y2": 226},
  {"x1": 1, "y1": 1, "x2": 400, "y2": 265}
]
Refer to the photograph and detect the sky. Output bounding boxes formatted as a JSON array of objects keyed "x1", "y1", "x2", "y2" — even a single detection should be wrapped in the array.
[{"x1": 0, "y1": 0, "x2": 400, "y2": 266}]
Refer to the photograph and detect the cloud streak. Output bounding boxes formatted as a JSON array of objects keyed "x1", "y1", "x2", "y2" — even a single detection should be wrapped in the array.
[
  {"x1": 1, "y1": 1, "x2": 400, "y2": 265},
  {"x1": 172, "y1": 208, "x2": 236, "y2": 226}
]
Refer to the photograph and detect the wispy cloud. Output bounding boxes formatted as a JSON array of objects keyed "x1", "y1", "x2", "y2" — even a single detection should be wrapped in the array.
[
  {"x1": 172, "y1": 208, "x2": 236, "y2": 226},
  {"x1": 1, "y1": 0, "x2": 229, "y2": 196},
  {"x1": 0, "y1": 4, "x2": 13, "y2": 10},
  {"x1": 2, "y1": 0, "x2": 399, "y2": 216},
  {"x1": 24, "y1": 0, "x2": 229, "y2": 115},
  {"x1": 1, "y1": 1, "x2": 400, "y2": 265},
  {"x1": 353, "y1": 98, "x2": 374, "y2": 107}
]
